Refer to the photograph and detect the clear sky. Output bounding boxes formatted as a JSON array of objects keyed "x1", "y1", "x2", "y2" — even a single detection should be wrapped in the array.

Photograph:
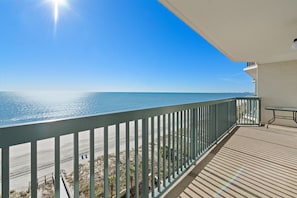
[{"x1": 0, "y1": 0, "x2": 253, "y2": 93}]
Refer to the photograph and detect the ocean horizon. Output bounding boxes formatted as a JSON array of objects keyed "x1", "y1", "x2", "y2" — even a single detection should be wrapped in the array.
[{"x1": 0, "y1": 92, "x2": 252, "y2": 127}]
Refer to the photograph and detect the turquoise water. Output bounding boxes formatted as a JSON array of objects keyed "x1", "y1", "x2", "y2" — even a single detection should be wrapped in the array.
[{"x1": 0, "y1": 92, "x2": 251, "y2": 127}]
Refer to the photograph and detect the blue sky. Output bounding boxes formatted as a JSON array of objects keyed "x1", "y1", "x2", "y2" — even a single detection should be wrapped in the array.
[{"x1": 0, "y1": 0, "x2": 253, "y2": 92}]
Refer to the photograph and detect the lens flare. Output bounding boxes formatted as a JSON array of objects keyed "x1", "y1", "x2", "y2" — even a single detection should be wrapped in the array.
[
  {"x1": 54, "y1": 1, "x2": 59, "y2": 25},
  {"x1": 50, "y1": 0, "x2": 68, "y2": 31}
]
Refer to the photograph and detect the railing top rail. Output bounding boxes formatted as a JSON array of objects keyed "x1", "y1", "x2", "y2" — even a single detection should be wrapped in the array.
[
  {"x1": 0, "y1": 97, "x2": 255, "y2": 147},
  {"x1": 236, "y1": 96, "x2": 260, "y2": 99}
]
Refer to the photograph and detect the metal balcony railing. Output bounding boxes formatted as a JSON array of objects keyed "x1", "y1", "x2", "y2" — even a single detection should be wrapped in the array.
[
  {"x1": 0, "y1": 97, "x2": 260, "y2": 198},
  {"x1": 237, "y1": 97, "x2": 261, "y2": 125},
  {"x1": 246, "y1": 62, "x2": 256, "y2": 67}
]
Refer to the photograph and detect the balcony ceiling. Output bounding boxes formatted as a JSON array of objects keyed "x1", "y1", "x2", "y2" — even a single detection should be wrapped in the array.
[{"x1": 159, "y1": 0, "x2": 297, "y2": 64}]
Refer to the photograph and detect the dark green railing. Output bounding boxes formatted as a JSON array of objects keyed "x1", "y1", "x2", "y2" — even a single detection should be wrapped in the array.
[
  {"x1": 0, "y1": 97, "x2": 260, "y2": 198},
  {"x1": 236, "y1": 97, "x2": 261, "y2": 125},
  {"x1": 246, "y1": 62, "x2": 256, "y2": 67}
]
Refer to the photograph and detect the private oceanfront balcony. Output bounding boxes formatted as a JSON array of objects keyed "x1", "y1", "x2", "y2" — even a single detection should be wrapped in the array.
[
  {"x1": 164, "y1": 125, "x2": 297, "y2": 198},
  {"x1": 0, "y1": 97, "x2": 261, "y2": 198}
]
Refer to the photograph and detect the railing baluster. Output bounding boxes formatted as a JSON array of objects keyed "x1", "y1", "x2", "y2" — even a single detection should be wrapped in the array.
[
  {"x1": 187, "y1": 110, "x2": 190, "y2": 164},
  {"x1": 230, "y1": 101, "x2": 233, "y2": 126},
  {"x1": 135, "y1": 120, "x2": 139, "y2": 198},
  {"x1": 233, "y1": 100, "x2": 236, "y2": 124},
  {"x1": 240, "y1": 99, "x2": 246, "y2": 124},
  {"x1": 116, "y1": 123, "x2": 120, "y2": 197},
  {"x1": 190, "y1": 109, "x2": 195, "y2": 161},
  {"x1": 205, "y1": 107, "x2": 208, "y2": 149},
  {"x1": 54, "y1": 137, "x2": 60, "y2": 198},
  {"x1": 171, "y1": 112, "x2": 176, "y2": 178},
  {"x1": 210, "y1": 105, "x2": 214, "y2": 143},
  {"x1": 249, "y1": 98, "x2": 252, "y2": 124},
  {"x1": 142, "y1": 118, "x2": 149, "y2": 198},
  {"x1": 90, "y1": 129, "x2": 95, "y2": 198},
  {"x1": 251, "y1": 99, "x2": 253, "y2": 123},
  {"x1": 162, "y1": 114, "x2": 166, "y2": 188},
  {"x1": 157, "y1": 115, "x2": 161, "y2": 193},
  {"x1": 74, "y1": 132, "x2": 79, "y2": 198},
  {"x1": 214, "y1": 105, "x2": 217, "y2": 142},
  {"x1": 180, "y1": 111, "x2": 183, "y2": 170},
  {"x1": 185, "y1": 110, "x2": 187, "y2": 164},
  {"x1": 185, "y1": 111, "x2": 187, "y2": 161},
  {"x1": 198, "y1": 107, "x2": 201, "y2": 155},
  {"x1": 104, "y1": 126, "x2": 109, "y2": 198},
  {"x1": 227, "y1": 102, "x2": 230, "y2": 128},
  {"x1": 151, "y1": 117, "x2": 155, "y2": 197},
  {"x1": 223, "y1": 103, "x2": 226, "y2": 133},
  {"x1": 204, "y1": 107, "x2": 207, "y2": 149},
  {"x1": 258, "y1": 99, "x2": 260, "y2": 123},
  {"x1": 183, "y1": 110, "x2": 186, "y2": 168},
  {"x1": 201, "y1": 107, "x2": 204, "y2": 152},
  {"x1": 125, "y1": 122, "x2": 130, "y2": 198},
  {"x1": 253, "y1": 99, "x2": 256, "y2": 124},
  {"x1": 204, "y1": 107, "x2": 206, "y2": 149},
  {"x1": 209, "y1": 106, "x2": 212, "y2": 143},
  {"x1": 2, "y1": 147, "x2": 9, "y2": 198},
  {"x1": 194, "y1": 108, "x2": 196, "y2": 155},
  {"x1": 195, "y1": 108, "x2": 199, "y2": 158},
  {"x1": 31, "y1": 141, "x2": 37, "y2": 198},
  {"x1": 205, "y1": 107, "x2": 208, "y2": 148},
  {"x1": 167, "y1": 113, "x2": 171, "y2": 183},
  {"x1": 219, "y1": 104, "x2": 223, "y2": 137},
  {"x1": 243, "y1": 99, "x2": 246, "y2": 124},
  {"x1": 206, "y1": 106, "x2": 212, "y2": 146},
  {"x1": 176, "y1": 112, "x2": 180, "y2": 173},
  {"x1": 238, "y1": 99, "x2": 241, "y2": 124}
]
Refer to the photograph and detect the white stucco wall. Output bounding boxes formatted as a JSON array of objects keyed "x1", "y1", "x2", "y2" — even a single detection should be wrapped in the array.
[{"x1": 257, "y1": 60, "x2": 297, "y2": 127}]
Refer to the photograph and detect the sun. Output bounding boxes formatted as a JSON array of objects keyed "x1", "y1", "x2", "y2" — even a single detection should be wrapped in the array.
[
  {"x1": 52, "y1": 0, "x2": 68, "y2": 24},
  {"x1": 40, "y1": 0, "x2": 70, "y2": 34},
  {"x1": 49, "y1": 0, "x2": 68, "y2": 29}
]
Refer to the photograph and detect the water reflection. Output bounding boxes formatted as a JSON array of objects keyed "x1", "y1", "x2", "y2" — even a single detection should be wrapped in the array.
[{"x1": 0, "y1": 92, "x2": 90, "y2": 126}]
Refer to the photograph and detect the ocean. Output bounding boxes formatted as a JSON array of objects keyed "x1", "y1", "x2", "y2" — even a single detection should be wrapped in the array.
[{"x1": 0, "y1": 92, "x2": 251, "y2": 127}]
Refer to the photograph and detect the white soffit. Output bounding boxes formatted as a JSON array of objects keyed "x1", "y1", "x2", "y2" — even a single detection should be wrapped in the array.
[{"x1": 159, "y1": 0, "x2": 297, "y2": 64}]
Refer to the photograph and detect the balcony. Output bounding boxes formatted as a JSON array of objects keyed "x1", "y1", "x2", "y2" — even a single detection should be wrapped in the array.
[
  {"x1": 246, "y1": 62, "x2": 256, "y2": 67},
  {"x1": 1, "y1": 97, "x2": 261, "y2": 198},
  {"x1": 244, "y1": 62, "x2": 257, "y2": 80},
  {"x1": 164, "y1": 125, "x2": 297, "y2": 197}
]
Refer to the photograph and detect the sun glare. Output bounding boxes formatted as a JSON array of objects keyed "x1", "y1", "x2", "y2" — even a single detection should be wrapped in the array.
[{"x1": 49, "y1": 0, "x2": 68, "y2": 30}]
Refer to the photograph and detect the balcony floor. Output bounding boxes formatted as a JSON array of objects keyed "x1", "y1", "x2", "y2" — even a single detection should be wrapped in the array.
[{"x1": 165, "y1": 126, "x2": 297, "y2": 198}]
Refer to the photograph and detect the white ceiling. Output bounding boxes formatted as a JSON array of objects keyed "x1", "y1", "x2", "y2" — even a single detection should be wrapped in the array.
[{"x1": 159, "y1": 0, "x2": 297, "y2": 64}]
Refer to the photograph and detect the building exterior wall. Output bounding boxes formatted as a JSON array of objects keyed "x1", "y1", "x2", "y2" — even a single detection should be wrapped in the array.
[{"x1": 257, "y1": 60, "x2": 297, "y2": 127}]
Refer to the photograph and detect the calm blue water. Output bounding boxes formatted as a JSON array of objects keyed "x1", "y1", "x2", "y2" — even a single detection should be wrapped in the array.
[{"x1": 0, "y1": 92, "x2": 251, "y2": 127}]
